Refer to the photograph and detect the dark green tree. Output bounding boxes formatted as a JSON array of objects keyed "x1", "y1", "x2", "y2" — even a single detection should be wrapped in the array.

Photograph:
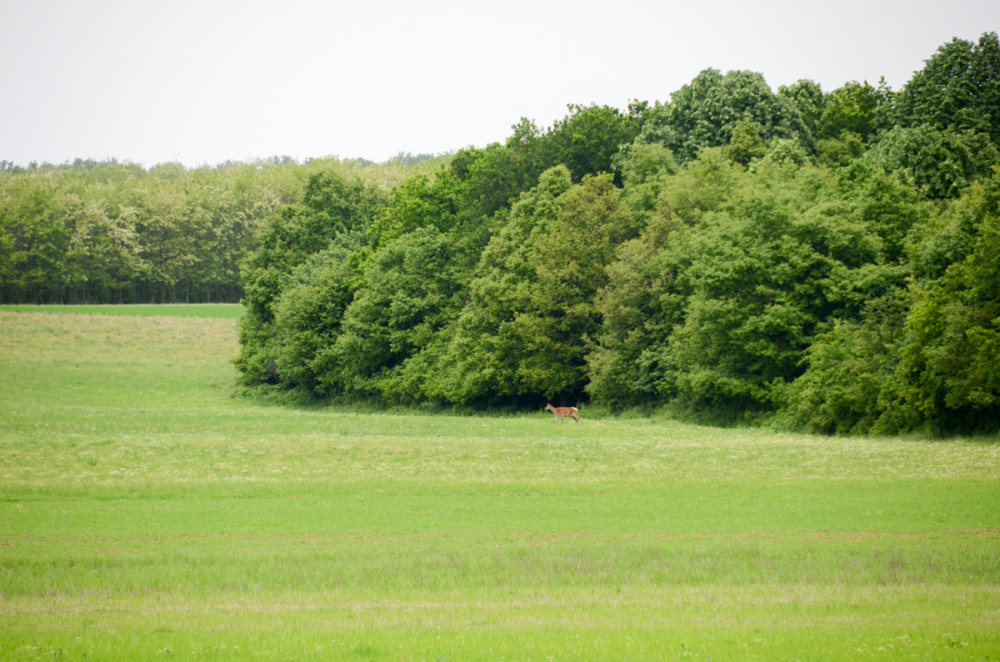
[
  {"x1": 814, "y1": 131, "x2": 866, "y2": 169},
  {"x1": 437, "y1": 166, "x2": 635, "y2": 405},
  {"x1": 862, "y1": 124, "x2": 999, "y2": 199},
  {"x1": 898, "y1": 172, "x2": 1000, "y2": 432},
  {"x1": 778, "y1": 79, "x2": 826, "y2": 141},
  {"x1": 329, "y1": 227, "x2": 467, "y2": 402},
  {"x1": 662, "y1": 184, "x2": 882, "y2": 417},
  {"x1": 780, "y1": 291, "x2": 911, "y2": 435},
  {"x1": 637, "y1": 69, "x2": 812, "y2": 163},
  {"x1": 267, "y1": 246, "x2": 362, "y2": 396},
  {"x1": 236, "y1": 170, "x2": 385, "y2": 384},
  {"x1": 817, "y1": 79, "x2": 894, "y2": 143},
  {"x1": 546, "y1": 103, "x2": 645, "y2": 183},
  {"x1": 894, "y1": 32, "x2": 1000, "y2": 144},
  {"x1": 587, "y1": 212, "x2": 687, "y2": 408}
]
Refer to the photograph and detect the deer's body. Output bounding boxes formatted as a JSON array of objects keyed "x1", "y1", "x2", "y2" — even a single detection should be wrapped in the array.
[{"x1": 545, "y1": 403, "x2": 580, "y2": 423}]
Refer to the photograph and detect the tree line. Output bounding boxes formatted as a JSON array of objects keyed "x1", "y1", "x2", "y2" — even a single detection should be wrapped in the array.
[
  {"x1": 0, "y1": 155, "x2": 446, "y2": 303},
  {"x1": 236, "y1": 33, "x2": 1000, "y2": 434}
]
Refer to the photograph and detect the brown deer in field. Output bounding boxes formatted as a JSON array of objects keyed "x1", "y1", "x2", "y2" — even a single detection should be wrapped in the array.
[{"x1": 545, "y1": 403, "x2": 580, "y2": 423}]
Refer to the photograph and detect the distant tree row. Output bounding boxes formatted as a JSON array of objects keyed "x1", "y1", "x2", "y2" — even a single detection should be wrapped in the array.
[
  {"x1": 0, "y1": 156, "x2": 446, "y2": 303},
  {"x1": 236, "y1": 33, "x2": 1000, "y2": 434}
]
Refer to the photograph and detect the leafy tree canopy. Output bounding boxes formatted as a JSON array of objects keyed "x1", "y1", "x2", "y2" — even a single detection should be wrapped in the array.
[
  {"x1": 894, "y1": 32, "x2": 1000, "y2": 144},
  {"x1": 636, "y1": 68, "x2": 812, "y2": 163}
]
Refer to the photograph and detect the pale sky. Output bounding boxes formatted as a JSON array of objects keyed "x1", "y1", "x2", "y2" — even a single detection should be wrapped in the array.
[{"x1": 2, "y1": 0, "x2": 998, "y2": 168}]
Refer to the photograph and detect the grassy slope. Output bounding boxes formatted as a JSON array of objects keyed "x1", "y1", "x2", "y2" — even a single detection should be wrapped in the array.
[{"x1": 0, "y1": 309, "x2": 998, "y2": 660}]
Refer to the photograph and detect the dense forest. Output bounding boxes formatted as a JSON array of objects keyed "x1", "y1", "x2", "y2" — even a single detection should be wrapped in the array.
[{"x1": 5, "y1": 33, "x2": 1000, "y2": 434}]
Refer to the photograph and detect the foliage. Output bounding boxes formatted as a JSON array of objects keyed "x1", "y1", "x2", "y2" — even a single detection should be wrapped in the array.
[
  {"x1": 435, "y1": 167, "x2": 635, "y2": 405},
  {"x1": 814, "y1": 130, "x2": 866, "y2": 169},
  {"x1": 636, "y1": 68, "x2": 812, "y2": 163},
  {"x1": 268, "y1": 246, "x2": 362, "y2": 396},
  {"x1": 235, "y1": 170, "x2": 385, "y2": 385},
  {"x1": 780, "y1": 291, "x2": 912, "y2": 435},
  {"x1": 893, "y1": 32, "x2": 1000, "y2": 144},
  {"x1": 331, "y1": 226, "x2": 468, "y2": 401},
  {"x1": 586, "y1": 212, "x2": 685, "y2": 408},
  {"x1": 724, "y1": 120, "x2": 768, "y2": 165},
  {"x1": 863, "y1": 124, "x2": 999, "y2": 199},
  {"x1": 615, "y1": 141, "x2": 680, "y2": 225},
  {"x1": 778, "y1": 79, "x2": 825, "y2": 140},
  {"x1": 9, "y1": 33, "x2": 1000, "y2": 434},
  {"x1": 369, "y1": 168, "x2": 462, "y2": 245},
  {"x1": 599, "y1": 150, "x2": 892, "y2": 422},
  {"x1": 546, "y1": 103, "x2": 645, "y2": 182},
  {"x1": 0, "y1": 156, "x2": 436, "y2": 304},
  {"x1": 898, "y1": 172, "x2": 1000, "y2": 431},
  {"x1": 817, "y1": 79, "x2": 894, "y2": 143}
]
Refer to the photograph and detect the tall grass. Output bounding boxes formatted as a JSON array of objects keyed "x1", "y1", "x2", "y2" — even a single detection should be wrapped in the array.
[{"x1": 1, "y1": 309, "x2": 998, "y2": 660}]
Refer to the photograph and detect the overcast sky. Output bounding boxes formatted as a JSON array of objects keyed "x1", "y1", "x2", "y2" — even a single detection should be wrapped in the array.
[{"x1": 2, "y1": 0, "x2": 998, "y2": 168}]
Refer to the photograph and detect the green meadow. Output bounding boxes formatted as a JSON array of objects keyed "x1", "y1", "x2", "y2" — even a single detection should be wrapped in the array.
[
  {"x1": 1, "y1": 307, "x2": 998, "y2": 660},
  {"x1": 0, "y1": 303, "x2": 244, "y2": 318}
]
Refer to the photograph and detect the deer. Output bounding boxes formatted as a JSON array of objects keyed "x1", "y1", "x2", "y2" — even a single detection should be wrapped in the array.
[{"x1": 545, "y1": 403, "x2": 581, "y2": 423}]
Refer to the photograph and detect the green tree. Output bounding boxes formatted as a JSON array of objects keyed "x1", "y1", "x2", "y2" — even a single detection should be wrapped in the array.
[
  {"x1": 724, "y1": 120, "x2": 768, "y2": 165},
  {"x1": 817, "y1": 79, "x2": 894, "y2": 143},
  {"x1": 268, "y1": 246, "x2": 361, "y2": 396},
  {"x1": 450, "y1": 143, "x2": 533, "y2": 226},
  {"x1": 637, "y1": 69, "x2": 812, "y2": 163},
  {"x1": 814, "y1": 131, "x2": 865, "y2": 169},
  {"x1": 894, "y1": 32, "x2": 1000, "y2": 144},
  {"x1": 863, "y1": 124, "x2": 999, "y2": 199},
  {"x1": 778, "y1": 79, "x2": 826, "y2": 140},
  {"x1": 780, "y1": 288, "x2": 911, "y2": 435},
  {"x1": 616, "y1": 141, "x2": 679, "y2": 226},
  {"x1": 662, "y1": 189, "x2": 882, "y2": 417},
  {"x1": 657, "y1": 147, "x2": 744, "y2": 226},
  {"x1": 330, "y1": 226, "x2": 467, "y2": 402},
  {"x1": 438, "y1": 166, "x2": 634, "y2": 405},
  {"x1": 587, "y1": 213, "x2": 686, "y2": 408},
  {"x1": 898, "y1": 172, "x2": 1000, "y2": 432},
  {"x1": 450, "y1": 104, "x2": 645, "y2": 226},
  {"x1": 546, "y1": 103, "x2": 645, "y2": 182},
  {"x1": 591, "y1": 147, "x2": 887, "y2": 420},
  {"x1": 236, "y1": 170, "x2": 386, "y2": 384},
  {"x1": 835, "y1": 160, "x2": 925, "y2": 263},
  {"x1": 369, "y1": 169, "x2": 462, "y2": 245},
  {"x1": 0, "y1": 170, "x2": 71, "y2": 301}
]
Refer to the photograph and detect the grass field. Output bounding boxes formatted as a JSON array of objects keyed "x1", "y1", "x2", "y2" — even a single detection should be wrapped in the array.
[
  {"x1": 1, "y1": 306, "x2": 998, "y2": 660},
  {"x1": 0, "y1": 303, "x2": 243, "y2": 318}
]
